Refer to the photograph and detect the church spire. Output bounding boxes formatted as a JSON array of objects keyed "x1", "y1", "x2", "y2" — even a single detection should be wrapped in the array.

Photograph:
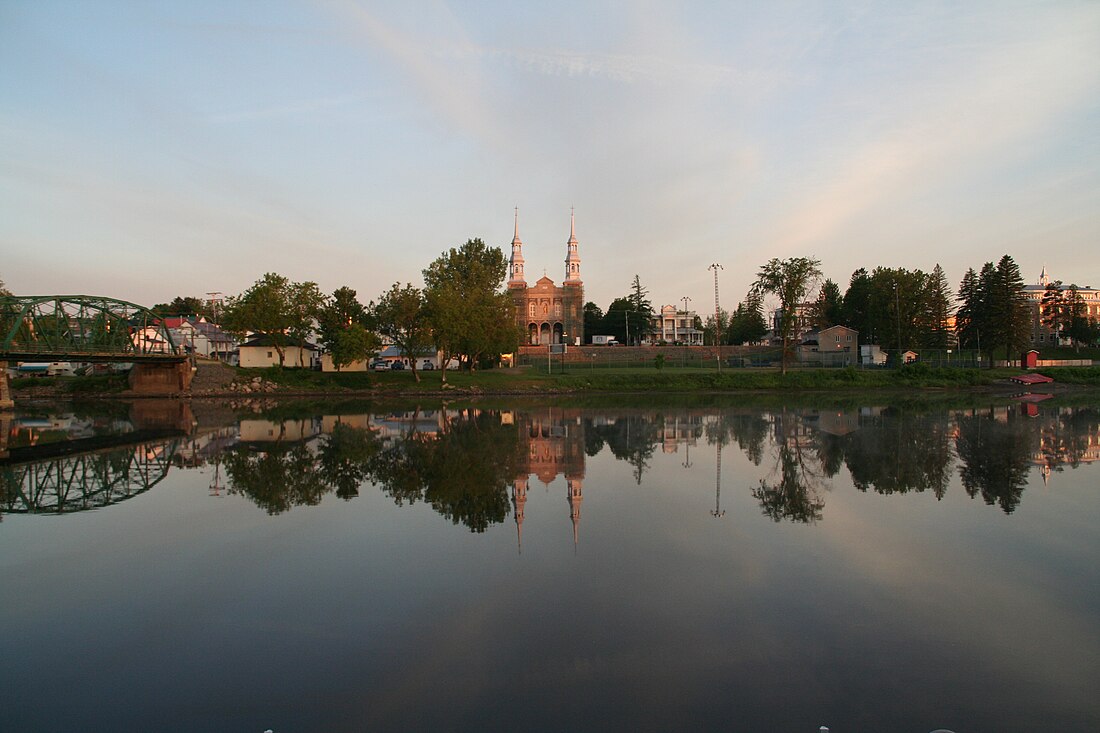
[
  {"x1": 508, "y1": 206, "x2": 527, "y2": 289},
  {"x1": 564, "y1": 206, "x2": 581, "y2": 284}
]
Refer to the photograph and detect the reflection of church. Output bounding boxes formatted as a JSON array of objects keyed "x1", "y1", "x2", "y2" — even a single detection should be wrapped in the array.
[
  {"x1": 509, "y1": 409, "x2": 586, "y2": 551},
  {"x1": 508, "y1": 209, "x2": 585, "y2": 346}
]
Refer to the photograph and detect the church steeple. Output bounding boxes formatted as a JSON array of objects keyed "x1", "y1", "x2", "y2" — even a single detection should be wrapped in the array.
[
  {"x1": 564, "y1": 207, "x2": 582, "y2": 284},
  {"x1": 508, "y1": 206, "x2": 527, "y2": 289}
]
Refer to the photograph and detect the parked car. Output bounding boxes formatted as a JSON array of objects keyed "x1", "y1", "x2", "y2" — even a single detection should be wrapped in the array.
[
  {"x1": 389, "y1": 361, "x2": 405, "y2": 370},
  {"x1": 371, "y1": 360, "x2": 388, "y2": 371},
  {"x1": 422, "y1": 360, "x2": 434, "y2": 370}
]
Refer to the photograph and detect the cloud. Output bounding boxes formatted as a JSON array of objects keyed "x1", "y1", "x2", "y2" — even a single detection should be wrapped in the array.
[{"x1": 769, "y1": 7, "x2": 1100, "y2": 256}]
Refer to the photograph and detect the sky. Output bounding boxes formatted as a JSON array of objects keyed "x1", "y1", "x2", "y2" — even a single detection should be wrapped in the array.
[{"x1": 2, "y1": 0, "x2": 1098, "y2": 315}]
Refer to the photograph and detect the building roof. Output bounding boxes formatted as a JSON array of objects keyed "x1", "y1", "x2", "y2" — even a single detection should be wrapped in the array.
[{"x1": 241, "y1": 334, "x2": 318, "y2": 350}]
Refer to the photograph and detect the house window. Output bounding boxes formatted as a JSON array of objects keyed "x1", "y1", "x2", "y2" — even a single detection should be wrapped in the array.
[{"x1": 267, "y1": 351, "x2": 273, "y2": 358}]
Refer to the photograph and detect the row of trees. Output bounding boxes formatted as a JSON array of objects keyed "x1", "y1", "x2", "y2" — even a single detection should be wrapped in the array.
[
  {"x1": 219, "y1": 238, "x2": 521, "y2": 381},
  {"x1": 583, "y1": 276, "x2": 659, "y2": 345}
]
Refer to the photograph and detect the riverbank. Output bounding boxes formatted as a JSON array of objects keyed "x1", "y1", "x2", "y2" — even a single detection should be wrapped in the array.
[{"x1": 9, "y1": 360, "x2": 1100, "y2": 401}]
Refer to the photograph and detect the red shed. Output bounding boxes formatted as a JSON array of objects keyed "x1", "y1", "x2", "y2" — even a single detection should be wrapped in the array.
[{"x1": 1022, "y1": 349, "x2": 1039, "y2": 368}]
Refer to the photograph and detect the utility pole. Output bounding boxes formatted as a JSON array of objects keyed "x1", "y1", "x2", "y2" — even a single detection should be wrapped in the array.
[
  {"x1": 206, "y1": 292, "x2": 223, "y2": 324},
  {"x1": 709, "y1": 264, "x2": 723, "y2": 370},
  {"x1": 680, "y1": 295, "x2": 692, "y2": 345}
]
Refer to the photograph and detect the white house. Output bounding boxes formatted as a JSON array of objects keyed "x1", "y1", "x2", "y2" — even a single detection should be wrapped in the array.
[{"x1": 239, "y1": 335, "x2": 319, "y2": 369}]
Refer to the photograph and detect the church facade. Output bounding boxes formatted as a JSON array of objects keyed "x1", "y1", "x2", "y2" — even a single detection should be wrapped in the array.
[{"x1": 507, "y1": 210, "x2": 585, "y2": 346}]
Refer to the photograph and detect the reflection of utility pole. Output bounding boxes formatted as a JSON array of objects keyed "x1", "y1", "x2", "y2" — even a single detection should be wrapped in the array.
[
  {"x1": 709, "y1": 264, "x2": 723, "y2": 371},
  {"x1": 712, "y1": 441, "x2": 725, "y2": 518},
  {"x1": 208, "y1": 454, "x2": 223, "y2": 497}
]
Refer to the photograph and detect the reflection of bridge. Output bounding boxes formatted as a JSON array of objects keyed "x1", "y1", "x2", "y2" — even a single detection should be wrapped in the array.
[
  {"x1": 0, "y1": 295, "x2": 193, "y2": 402},
  {"x1": 1, "y1": 436, "x2": 182, "y2": 515}
]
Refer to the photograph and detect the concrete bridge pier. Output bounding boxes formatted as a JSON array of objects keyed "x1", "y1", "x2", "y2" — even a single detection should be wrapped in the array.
[
  {"x1": 0, "y1": 411, "x2": 11, "y2": 459},
  {"x1": 128, "y1": 362, "x2": 195, "y2": 395},
  {"x1": 1, "y1": 362, "x2": 14, "y2": 412}
]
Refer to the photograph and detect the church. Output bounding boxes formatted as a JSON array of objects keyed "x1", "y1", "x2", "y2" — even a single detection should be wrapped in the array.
[{"x1": 507, "y1": 209, "x2": 585, "y2": 346}]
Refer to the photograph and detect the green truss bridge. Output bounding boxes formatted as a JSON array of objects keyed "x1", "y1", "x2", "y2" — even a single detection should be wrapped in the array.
[{"x1": 1, "y1": 295, "x2": 194, "y2": 402}]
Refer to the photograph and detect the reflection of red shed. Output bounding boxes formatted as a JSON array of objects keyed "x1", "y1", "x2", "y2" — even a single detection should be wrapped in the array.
[{"x1": 1022, "y1": 349, "x2": 1039, "y2": 368}]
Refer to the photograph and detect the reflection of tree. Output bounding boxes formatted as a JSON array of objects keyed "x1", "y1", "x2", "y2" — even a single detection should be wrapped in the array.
[
  {"x1": 587, "y1": 415, "x2": 660, "y2": 484},
  {"x1": 842, "y1": 410, "x2": 953, "y2": 498},
  {"x1": 751, "y1": 410, "x2": 824, "y2": 523},
  {"x1": 368, "y1": 410, "x2": 523, "y2": 532},
  {"x1": 318, "y1": 422, "x2": 380, "y2": 500},
  {"x1": 1039, "y1": 407, "x2": 1100, "y2": 474},
  {"x1": 223, "y1": 442, "x2": 326, "y2": 514},
  {"x1": 955, "y1": 411, "x2": 1034, "y2": 514},
  {"x1": 707, "y1": 411, "x2": 769, "y2": 466}
]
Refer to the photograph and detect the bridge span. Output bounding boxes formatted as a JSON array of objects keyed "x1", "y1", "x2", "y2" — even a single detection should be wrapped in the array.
[{"x1": 1, "y1": 295, "x2": 195, "y2": 406}]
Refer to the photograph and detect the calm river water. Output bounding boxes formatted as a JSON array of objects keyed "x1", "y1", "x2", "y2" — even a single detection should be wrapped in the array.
[{"x1": 2, "y1": 397, "x2": 1098, "y2": 732}]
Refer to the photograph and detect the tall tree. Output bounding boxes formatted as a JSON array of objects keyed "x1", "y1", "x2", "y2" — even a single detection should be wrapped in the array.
[
  {"x1": 986, "y1": 255, "x2": 1030, "y2": 361},
  {"x1": 603, "y1": 296, "x2": 635, "y2": 344},
  {"x1": 372, "y1": 283, "x2": 432, "y2": 383},
  {"x1": 728, "y1": 292, "x2": 767, "y2": 345},
  {"x1": 842, "y1": 268, "x2": 875, "y2": 343},
  {"x1": 812, "y1": 279, "x2": 844, "y2": 328},
  {"x1": 583, "y1": 302, "x2": 604, "y2": 343},
  {"x1": 222, "y1": 273, "x2": 294, "y2": 366},
  {"x1": 287, "y1": 281, "x2": 325, "y2": 367},
  {"x1": 423, "y1": 238, "x2": 518, "y2": 381},
  {"x1": 922, "y1": 264, "x2": 953, "y2": 349},
  {"x1": 318, "y1": 287, "x2": 378, "y2": 371},
  {"x1": 752, "y1": 257, "x2": 822, "y2": 374},
  {"x1": 955, "y1": 267, "x2": 981, "y2": 351},
  {"x1": 627, "y1": 275, "x2": 655, "y2": 330}
]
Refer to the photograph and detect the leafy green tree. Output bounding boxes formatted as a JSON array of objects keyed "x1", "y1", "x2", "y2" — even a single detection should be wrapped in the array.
[
  {"x1": 702, "y1": 307, "x2": 731, "y2": 347},
  {"x1": 752, "y1": 256, "x2": 822, "y2": 373},
  {"x1": 602, "y1": 296, "x2": 635, "y2": 344},
  {"x1": 222, "y1": 273, "x2": 294, "y2": 366},
  {"x1": 423, "y1": 238, "x2": 517, "y2": 381},
  {"x1": 151, "y1": 296, "x2": 210, "y2": 318},
  {"x1": 842, "y1": 268, "x2": 875, "y2": 344},
  {"x1": 285, "y1": 281, "x2": 323, "y2": 367},
  {"x1": 583, "y1": 302, "x2": 604, "y2": 343},
  {"x1": 319, "y1": 287, "x2": 378, "y2": 371},
  {"x1": 372, "y1": 283, "x2": 432, "y2": 383}
]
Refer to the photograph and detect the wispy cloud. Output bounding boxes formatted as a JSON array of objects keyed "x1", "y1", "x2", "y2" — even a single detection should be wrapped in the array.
[{"x1": 770, "y1": 9, "x2": 1100, "y2": 256}]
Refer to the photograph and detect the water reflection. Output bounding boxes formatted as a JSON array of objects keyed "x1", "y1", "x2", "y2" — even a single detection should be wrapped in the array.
[{"x1": 3, "y1": 401, "x2": 1099, "y2": 525}]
